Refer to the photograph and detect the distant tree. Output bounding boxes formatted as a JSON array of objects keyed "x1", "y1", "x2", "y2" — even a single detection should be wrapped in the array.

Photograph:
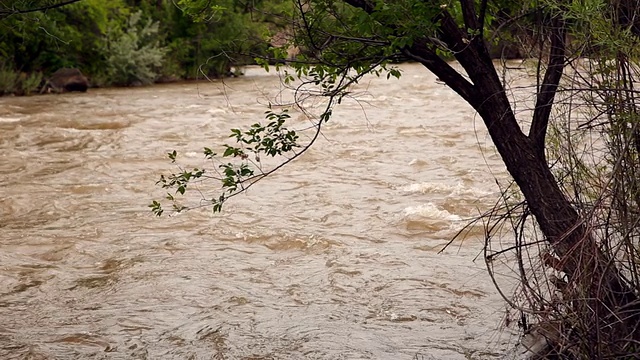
[
  {"x1": 0, "y1": 0, "x2": 278, "y2": 88},
  {"x1": 0, "y1": 0, "x2": 129, "y2": 80}
]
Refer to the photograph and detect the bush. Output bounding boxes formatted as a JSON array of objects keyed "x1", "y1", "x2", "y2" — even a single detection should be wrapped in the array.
[
  {"x1": 105, "y1": 11, "x2": 166, "y2": 86},
  {"x1": 0, "y1": 66, "x2": 18, "y2": 95},
  {"x1": 19, "y1": 72, "x2": 43, "y2": 95}
]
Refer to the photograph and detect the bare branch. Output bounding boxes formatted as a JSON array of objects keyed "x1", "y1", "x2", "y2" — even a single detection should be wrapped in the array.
[{"x1": 0, "y1": 0, "x2": 83, "y2": 18}]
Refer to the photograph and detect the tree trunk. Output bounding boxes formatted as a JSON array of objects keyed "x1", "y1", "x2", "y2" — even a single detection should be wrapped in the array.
[
  {"x1": 407, "y1": 2, "x2": 640, "y2": 350},
  {"x1": 472, "y1": 67, "x2": 639, "y2": 353},
  {"x1": 330, "y1": 0, "x2": 639, "y2": 352}
]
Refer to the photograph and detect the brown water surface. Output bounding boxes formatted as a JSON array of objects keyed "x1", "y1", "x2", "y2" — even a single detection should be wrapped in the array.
[{"x1": 0, "y1": 63, "x2": 521, "y2": 359}]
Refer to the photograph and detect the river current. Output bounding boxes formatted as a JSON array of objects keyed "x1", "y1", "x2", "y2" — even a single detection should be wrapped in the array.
[{"x1": 0, "y1": 63, "x2": 522, "y2": 359}]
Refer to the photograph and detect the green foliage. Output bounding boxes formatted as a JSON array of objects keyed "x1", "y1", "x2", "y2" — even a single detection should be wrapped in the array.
[
  {"x1": 0, "y1": 0, "x2": 129, "y2": 89},
  {"x1": 230, "y1": 109, "x2": 299, "y2": 155},
  {"x1": 0, "y1": 66, "x2": 17, "y2": 95},
  {"x1": 19, "y1": 71, "x2": 42, "y2": 95},
  {"x1": 151, "y1": 108, "x2": 301, "y2": 215},
  {"x1": 172, "y1": 1, "x2": 273, "y2": 78},
  {"x1": 152, "y1": 0, "x2": 428, "y2": 217},
  {"x1": 105, "y1": 10, "x2": 166, "y2": 85},
  {"x1": 0, "y1": 0, "x2": 280, "y2": 93}
]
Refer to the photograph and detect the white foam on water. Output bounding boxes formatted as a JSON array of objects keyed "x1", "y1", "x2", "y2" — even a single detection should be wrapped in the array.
[
  {"x1": 184, "y1": 151, "x2": 200, "y2": 158},
  {"x1": 402, "y1": 182, "x2": 452, "y2": 194},
  {"x1": 401, "y1": 181, "x2": 492, "y2": 198},
  {"x1": 207, "y1": 108, "x2": 227, "y2": 115},
  {"x1": 0, "y1": 117, "x2": 21, "y2": 123},
  {"x1": 403, "y1": 202, "x2": 461, "y2": 222}
]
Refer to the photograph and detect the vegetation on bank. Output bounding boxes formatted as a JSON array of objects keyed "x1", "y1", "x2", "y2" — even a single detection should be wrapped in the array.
[{"x1": 0, "y1": 0, "x2": 286, "y2": 95}]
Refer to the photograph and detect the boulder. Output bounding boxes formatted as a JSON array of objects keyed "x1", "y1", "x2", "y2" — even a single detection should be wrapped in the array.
[
  {"x1": 488, "y1": 39, "x2": 525, "y2": 60},
  {"x1": 43, "y1": 68, "x2": 89, "y2": 93}
]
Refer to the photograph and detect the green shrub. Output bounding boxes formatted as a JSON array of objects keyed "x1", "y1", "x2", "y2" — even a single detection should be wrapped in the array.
[
  {"x1": 105, "y1": 11, "x2": 166, "y2": 86},
  {"x1": 0, "y1": 67, "x2": 18, "y2": 95},
  {"x1": 19, "y1": 72, "x2": 43, "y2": 95}
]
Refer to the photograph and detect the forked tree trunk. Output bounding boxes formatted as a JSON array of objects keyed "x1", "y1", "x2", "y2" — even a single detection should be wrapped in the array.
[
  {"x1": 339, "y1": 0, "x2": 639, "y2": 352},
  {"x1": 403, "y1": 2, "x2": 640, "y2": 352}
]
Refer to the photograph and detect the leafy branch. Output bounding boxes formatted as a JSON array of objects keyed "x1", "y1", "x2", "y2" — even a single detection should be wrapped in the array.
[
  {"x1": 151, "y1": 45, "x2": 400, "y2": 216},
  {"x1": 151, "y1": 108, "x2": 304, "y2": 215}
]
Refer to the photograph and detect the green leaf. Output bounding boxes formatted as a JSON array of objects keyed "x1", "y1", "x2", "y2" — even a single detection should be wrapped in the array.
[
  {"x1": 168, "y1": 150, "x2": 177, "y2": 162},
  {"x1": 223, "y1": 146, "x2": 236, "y2": 157},
  {"x1": 149, "y1": 200, "x2": 163, "y2": 216},
  {"x1": 204, "y1": 147, "x2": 216, "y2": 158}
]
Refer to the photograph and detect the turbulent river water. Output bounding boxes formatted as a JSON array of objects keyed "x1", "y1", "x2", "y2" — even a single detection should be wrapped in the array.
[{"x1": 0, "y1": 63, "x2": 524, "y2": 359}]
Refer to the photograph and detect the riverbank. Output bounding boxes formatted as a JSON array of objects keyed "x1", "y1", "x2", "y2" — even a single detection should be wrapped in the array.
[{"x1": 0, "y1": 67, "x2": 245, "y2": 97}]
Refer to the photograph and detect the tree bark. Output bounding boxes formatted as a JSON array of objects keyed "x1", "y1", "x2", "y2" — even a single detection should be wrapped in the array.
[
  {"x1": 435, "y1": 5, "x2": 640, "y2": 344},
  {"x1": 405, "y1": 4, "x2": 639, "y2": 343}
]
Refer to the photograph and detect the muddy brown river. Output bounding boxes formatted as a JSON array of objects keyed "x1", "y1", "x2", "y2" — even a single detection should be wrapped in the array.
[{"x1": 0, "y1": 63, "x2": 522, "y2": 359}]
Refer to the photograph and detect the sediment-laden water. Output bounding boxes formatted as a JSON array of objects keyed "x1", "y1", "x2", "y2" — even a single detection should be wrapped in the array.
[{"x1": 0, "y1": 63, "x2": 526, "y2": 359}]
